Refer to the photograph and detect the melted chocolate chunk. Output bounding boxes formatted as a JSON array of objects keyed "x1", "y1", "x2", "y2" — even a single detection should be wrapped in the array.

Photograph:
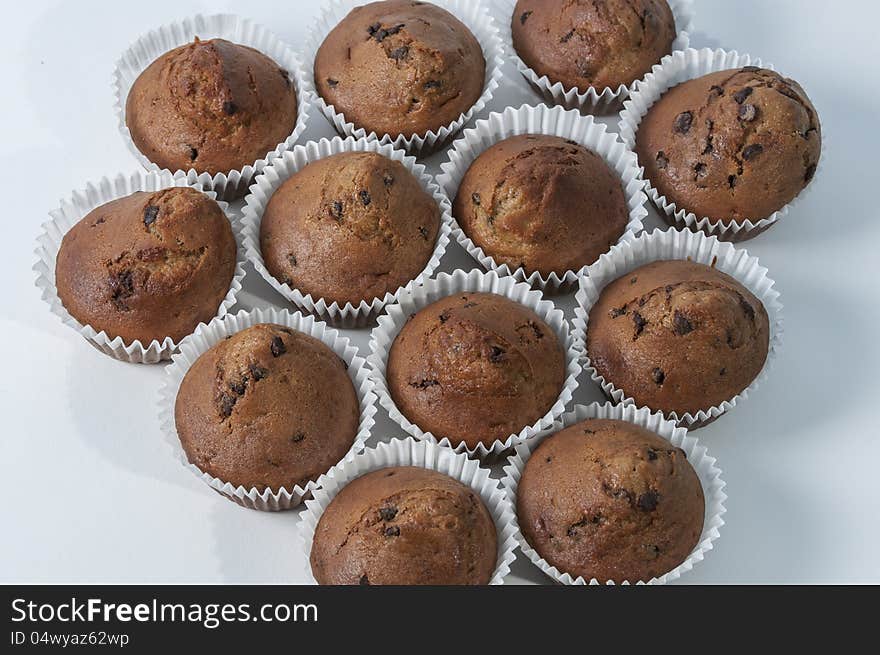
[{"x1": 673, "y1": 111, "x2": 693, "y2": 134}]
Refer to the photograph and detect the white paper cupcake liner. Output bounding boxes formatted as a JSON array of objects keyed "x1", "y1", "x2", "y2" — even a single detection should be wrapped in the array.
[
  {"x1": 436, "y1": 103, "x2": 648, "y2": 292},
  {"x1": 501, "y1": 401, "x2": 726, "y2": 585},
  {"x1": 302, "y1": 0, "x2": 506, "y2": 156},
  {"x1": 113, "y1": 13, "x2": 314, "y2": 201},
  {"x1": 369, "y1": 269, "x2": 582, "y2": 458},
  {"x1": 157, "y1": 307, "x2": 377, "y2": 511},
  {"x1": 34, "y1": 170, "x2": 246, "y2": 364},
  {"x1": 297, "y1": 437, "x2": 518, "y2": 584},
  {"x1": 572, "y1": 227, "x2": 784, "y2": 428},
  {"x1": 496, "y1": 0, "x2": 694, "y2": 114},
  {"x1": 619, "y1": 47, "x2": 824, "y2": 241},
  {"x1": 240, "y1": 136, "x2": 454, "y2": 328}
]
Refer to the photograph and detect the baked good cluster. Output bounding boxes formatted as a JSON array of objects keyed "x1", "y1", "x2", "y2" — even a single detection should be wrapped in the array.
[{"x1": 37, "y1": 0, "x2": 820, "y2": 585}]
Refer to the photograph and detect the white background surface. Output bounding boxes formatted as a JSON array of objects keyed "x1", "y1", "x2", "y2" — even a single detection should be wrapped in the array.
[{"x1": 2, "y1": 0, "x2": 878, "y2": 584}]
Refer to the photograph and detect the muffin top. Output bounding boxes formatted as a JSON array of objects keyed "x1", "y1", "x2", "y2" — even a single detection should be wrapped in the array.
[
  {"x1": 314, "y1": 0, "x2": 485, "y2": 138},
  {"x1": 259, "y1": 151, "x2": 440, "y2": 306},
  {"x1": 55, "y1": 186, "x2": 236, "y2": 345},
  {"x1": 517, "y1": 418, "x2": 704, "y2": 583},
  {"x1": 512, "y1": 0, "x2": 676, "y2": 91},
  {"x1": 454, "y1": 134, "x2": 629, "y2": 277},
  {"x1": 636, "y1": 67, "x2": 821, "y2": 222},
  {"x1": 310, "y1": 466, "x2": 497, "y2": 585},
  {"x1": 175, "y1": 324, "x2": 359, "y2": 492},
  {"x1": 387, "y1": 292, "x2": 566, "y2": 448},
  {"x1": 586, "y1": 260, "x2": 770, "y2": 416},
  {"x1": 126, "y1": 38, "x2": 299, "y2": 176}
]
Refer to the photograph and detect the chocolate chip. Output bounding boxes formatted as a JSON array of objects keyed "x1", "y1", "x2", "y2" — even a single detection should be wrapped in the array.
[
  {"x1": 388, "y1": 46, "x2": 409, "y2": 61},
  {"x1": 673, "y1": 310, "x2": 693, "y2": 335},
  {"x1": 326, "y1": 78, "x2": 339, "y2": 88},
  {"x1": 288, "y1": 254, "x2": 298, "y2": 267},
  {"x1": 710, "y1": 84, "x2": 724, "y2": 97},
  {"x1": 383, "y1": 174, "x2": 394, "y2": 187},
  {"x1": 741, "y1": 65, "x2": 761, "y2": 72},
  {"x1": 739, "y1": 296, "x2": 756, "y2": 320},
  {"x1": 637, "y1": 491, "x2": 659, "y2": 512},
  {"x1": 742, "y1": 143, "x2": 763, "y2": 160},
  {"x1": 279, "y1": 68, "x2": 291, "y2": 86},
  {"x1": 370, "y1": 23, "x2": 404, "y2": 42},
  {"x1": 291, "y1": 433, "x2": 305, "y2": 443},
  {"x1": 359, "y1": 190, "x2": 372, "y2": 206},
  {"x1": 632, "y1": 311, "x2": 647, "y2": 336},
  {"x1": 229, "y1": 378, "x2": 248, "y2": 395},
  {"x1": 738, "y1": 103, "x2": 757, "y2": 121},
  {"x1": 270, "y1": 336, "x2": 286, "y2": 357},
  {"x1": 330, "y1": 201, "x2": 344, "y2": 220},
  {"x1": 652, "y1": 368, "x2": 665, "y2": 385},
  {"x1": 728, "y1": 174, "x2": 738, "y2": 189},
  {"x1": 804, "y1": 163, "x2": 817, "y2": 183},
  {"x1": 520, "y1": 10, "x2": 532, "y2": 24},
  {"x1": 188, "y1": 146, "x2": 198, "y2": 161},
  {"x1": 249, "y1": 364, "x2": 268, "y2": 381},
  {"x1": 489, "y1": 346, "x2": 505, "y2": 363},
  {"x1": 418, "y1": 226, "x2": 429, "y2": 239},
  {"x1": 359, "y1": 574, "x2": 370, "y2": 585},
  {"x1": 610, "y1": 306, "x2": 627, "y2": 318},
  {"x1": 423, "y1": 80, "x2": 441, "y2": 90},
  {"x1": 219, "y1": 393, "x2": 237, "y2": 418},
  {"x1": 462, "y1": 302, "x2": 478, "y2": 308},
  {"x1": 719, "y1": 367, "x2": 727, "y2": 376},
  {"x1": 143, "y1": 205, "x2": 159, "y2": 227},
  {"x1": 733, "y1": 87, "x2": 753, "y2": 104},
  {"x1": 410, "y1": 379, "x2": 439, "y2": 389},
  {"x1": 471, "y1": 192, "x2": 481, "y2": 205},
  {"x1": 378, "y1": 506, "x2": 398, "y2": 521},
  {"x1": 630, "y1": 276, "x2": 638, "y2": 284},
  {"x1": 438, "y1": 311, "x2": 450, "y2": 324},
  {"x1": 673, "y1": 111, "x2": 693, "y2": 134},
  {"x1": 222, "y1": 101, "x2": 237, "y2": 115},
  {"x1": 560, "y1": 29, "x2": 575, "y2": 43},
  {"x1": 656, "y1": 151, "x2": 668, "y2": 169},
  {"x1": 384, "y1": 526, "x2": 400, "y2": 537},
  {"x1": 694, "y1": 162, "x2": 708, "y2": 178},
  {"x1": 647, "y1": 448, "x2": 658, "y2": 461}
]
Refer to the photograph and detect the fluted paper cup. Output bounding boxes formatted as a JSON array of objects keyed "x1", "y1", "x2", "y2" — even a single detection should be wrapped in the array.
[
  {"x1": 436, "y1": 103, "x2": 648, "y2": 292},
  {"x1": 619, "y1": 47, "x2": 823, "y2": 241},
  {"x1": 113, "y1": 13, "x2": 313, "y2": 200},
  {"x1": 369, "y1": 269, "x2": 581, "y2": 459},
  {"x1": 34, "y1": 170, "x2": 245, "y2": 364},
  {"x1": 157, "y1": 307, "x2": 377, "y2": 511},
  {"x1": 297, "y1": 437, "x2": 518, "y2": 584},
  {"x1": 240, "y1": 136, "x2": 454, "y2": 328},
  {"x1": 496, "y1": 0, "x2": 694, "y2": 114},
  {"x1": 303, "y1": 0, "x2": 506, "y2": 156},
  {"x1": 501, "y1": 401, "x2": 726, "y2": 584},
  {"x1": 572, "y1": 228, "x2": 784, "y2": 428}
]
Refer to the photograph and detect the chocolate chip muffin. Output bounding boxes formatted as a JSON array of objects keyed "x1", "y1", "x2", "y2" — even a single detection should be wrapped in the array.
[
  {"x1": 517, "y1": 418, "x2": 704, "y2": 582},
  {"x1": 55, "y1": 187, "x2": 236, "y2": 345},
  {"x1": 636, "y1": 67, "x2": 821, "y2": 222},
  {"x1": 587, "y1": 260, "x2": 770, "y2": 416},
  {"x1": 454, "y1": 135, "x2": 629, "y2": 276},
  {"x1": 314, "y1": 0, "x2": 485, "y2": 138},
  {"x1": 175, "y1": 324, "x2": 359, "y2": 492},
  {"x1": 310, "y1": 466, "x2": 497, "y2": 585},
  {"x1": 126, "y1": 38, "x2": 298, "y2": 175},
  {"x1": 512, "y1": 0, "x2": 676, "y2": 91},
  {"x1": 260, "y1": 151, "x2": 440, "y2": 306},
  {"x1": 387, "y1": 293, "x2": 566, "y2": 448}
]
